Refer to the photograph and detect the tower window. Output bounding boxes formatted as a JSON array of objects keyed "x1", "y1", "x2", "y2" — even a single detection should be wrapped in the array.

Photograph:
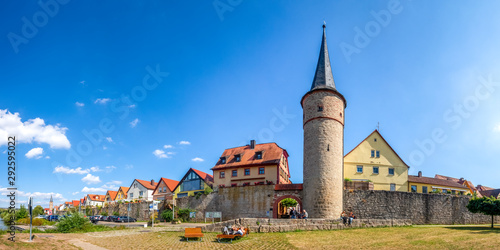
[
  {"x1": 340, "y1": 112, "x2": 342, "y2": 117},
  {"x1": 317, "y1": 105, "x2": 323, "y2": 112}
]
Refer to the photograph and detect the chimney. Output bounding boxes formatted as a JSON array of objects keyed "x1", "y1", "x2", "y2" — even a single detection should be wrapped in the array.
[
  {"x1": 418, "y1": 171, "x2": 422, "y2": 177},
  {"x1": 250, "y1": 140, "x2": 256, "y2": 149},
  {"x1": 151, "y1": 179, "x2": 155, "y2": 186}
]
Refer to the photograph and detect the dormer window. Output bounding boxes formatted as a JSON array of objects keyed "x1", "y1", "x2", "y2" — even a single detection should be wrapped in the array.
[
  {"x1": 256, "y1": 152, "x2": 263, "y2": 159},
  {"x1": 235, "y1": 154, "x2": 241, "y2": 162},
  {"x1": 220, "y1": 157, "x2": 226, "y2": 164}
]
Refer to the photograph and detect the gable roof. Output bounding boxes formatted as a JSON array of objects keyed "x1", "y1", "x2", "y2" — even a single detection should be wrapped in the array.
[
  {"x1": 105, "y1": 190, "x2": 118, "y2": 200},
  {"x1": 153, "y1": 178, "x2": 179, "y2": 194},
  {"x1": 408, "y1": 175, "x2": 469, "y2": 189},
  {"x1": 87, "y1": 194, "x2": 105, "y2": 201},
  {"x1": 118, "y1": 186, "x2": 130, "y2": 194},
  {"x1": 211, "y1": 142, "x2": 287, "y2": 170},
  {"x1": 344, "y1": 129, "x2": 409, "y2": 168},
  {"x1": 131, "y1": 179, "x2": 157, "y2": 190},
  {"x1": 476, "y1": 185, "x2": 494, "y2": 191},
  {"x1": 479, "y1": 189, "x2": 500, "y2": 198},
  {"x1": 174, "y1": 168, "x2": 214, "y2": 191},
  {"x1": 71, "y1": 200, "x2": 80, "y2": 207}
]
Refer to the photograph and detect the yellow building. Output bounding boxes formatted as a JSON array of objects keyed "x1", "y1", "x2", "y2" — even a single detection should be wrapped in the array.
[
  {"x1": 211, "y1": 140, "x2": 291, "y2": 188},
  {"x1": 115, "y1": 186, "x2": 129, "y2": 201},
  {"x1": 173, "y1": 168, "x2": 214, "y2": 198},
  {"x1": 344, "y1": 130, "x2": 409, "y2": 191},
  {"x1": 409, "y1": 172, "x2": 470, "y2": 195}
]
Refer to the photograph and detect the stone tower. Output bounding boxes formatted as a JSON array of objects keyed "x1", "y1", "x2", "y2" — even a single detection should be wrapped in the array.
[
  {"x1": 49, "y1": 195, "x2": 53, "y2": 213},
  {"x1": 301, "y1": 24, "x2": 346, "y2": 218}
]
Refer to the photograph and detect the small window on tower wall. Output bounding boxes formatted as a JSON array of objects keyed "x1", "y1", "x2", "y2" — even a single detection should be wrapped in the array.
[{"x1": 318, "y1": 105, "x2": 323, "y2": 112}]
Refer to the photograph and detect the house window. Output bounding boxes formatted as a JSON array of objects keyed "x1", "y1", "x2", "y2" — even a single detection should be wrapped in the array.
[
  {"x1": 220, "y1": 171, "x2": 225, "y2": 178},
  {"x1": 256, "y1": 152, "x2": 263, "y2": 159},
  {"x1": 390, "y1": 183, "x2": 396, "y2": 191},
  {"x1": 432, "y1": 188, "x2": 438, "y2": 192},
  {"x1": 442, "y1": 189, "x2": 447, "y2": 194},
  {"x1": 245, "y1": 169, "x2": 250, "y2": 176},
  {"x1": 130, "y1": 193, "x2": 133, "y2": 198},
  {"x1": 356, "y1": 165, "x2": 363, "y2": 173},
  {"x1": 388, "y1": 168, "x2": 394, "y2": 175},
  {"x1": 163, "y1": 187, "x2": 167, "y2": 192},
  {"x1": 374, "y1": 138, "x2": 377, "y2": 142},
  {"x1": 235, "y1": 154, "x2": 241, "y2": 162},
  {"x1": 134, "y1": 183, "x2": 137, "y2": 188},
  {"x1": 139, "y1": 191, "x2": 143, "y2": 197},
  {"x1": 317, "y1": 105, "x2": 323, "y2": 112},
  {"x1": 373, "y1": 166, "x2": 379, "y2": 174},
  {"x1": 232, "y1": 170, "x2": 237, "y2": 177},
  {"x1": 220, "y1": 157, "x2": 226, "y2": 164},
  {"x1": 451, "y1": 190, "x2": 456, "y2": 195},
  {"x1": 259, "y1": 167, "x2": 265, "y2": 175},
  {"x1": 422, "y1": 186, "x2": 428, "y2": 193},
  {"x1": 371, "y1": 150, "x2": 375, "y2": 158},
  {"x1": 180, "y1": 171, "x2": 203, "y2": 192},
  {"x1": 411, "y1": 185, "x2": 417, "y2": 192},
  {"x1": 376, "y1": 151, "x2": 380, "y2": 158}
]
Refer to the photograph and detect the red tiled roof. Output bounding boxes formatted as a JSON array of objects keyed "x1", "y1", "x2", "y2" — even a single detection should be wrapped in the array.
[
  {"x1": 434, "y1": 174, "x2": 460, "y2": 182},
  {"x1": 211, "y1": 142, "x2": 287, "y2": 170},
  {"x1": 87, "y1": 194, "x2": 106, "y2": 201},
  {"x1": 345, "y1": 130, "x2": 409, "y2": 168},
  {"x1": 72, "y1": 200, "x2": 80, "y2": 207},
  {"x1": 409, "y1": 175, "x2": 469, "y2": 189},
  {"x1": 135, "y1": 179, "x2": 158, "y2": 190},
  {"x1": 118, "y1": 186, "x2": 130, "y2": 194},
  {"x1": 106, "y1": 190, "x2": 118, "y2": 200},
  {"x1": 154, "y1": 178, "x2": 179, "y2": 193},
  {"x1": 480, "y1": 189, "x2": 500, "y2": 198},
  {"x1": 192, "y1": 168, "x2": 214, "y2": 183},
  {"x1": 476, "y1": 185, "x2": 494, "y2": 191}
]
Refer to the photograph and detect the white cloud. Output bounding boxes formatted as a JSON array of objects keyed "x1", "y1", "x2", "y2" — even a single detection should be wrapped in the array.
[
  {"x1": 129, "y1": 104, "x2": 136, "y2": 108},
  {"x1": 0, "y1": 109, "x2": 71, "y2": 149},
  {"x1": 105, "y1": 166, "x2": 116, "y2": 173},
  {"x1": 94, "y1": 98, "x2": 111, "y2": 105},
  {"x1": 130, "y1": 118, "x2": 140, "y2": 128},
  {"x1": 163, "y1": 145, "x2": 173, "y2": 149},
  {"x1": 494, "y1": 124, "x2": 500, "y2": 132},
  {"x1": 192, "y1": 157, "x2": 204, "y2": 162},
  {"x1": 107, "y1": 180, "x2": 122, "y2": 185},
  {"x1": 45, "y1": 156, "x2": 50, "y2": 159},
  {"x1": 72, "y1": 191, "x2": 79, "y2": 195},
  {"x1": 167, "y1": 152, "x2": 175, "y2": 155},
  {"x1": 103, "y1": 146, "x2": 107, "y2": 150},
  {"x1": 53, "y1": 166, "x2": 89, "y2": 174},
  {"x1": 25, "y1": 147, "x2": 43, "y2": 159},
  {"x1": 81, "y1": 174, "x2": 101, "y2": 184},
  {"x1": 125, "y1": 164, "x2": 133, "y2": 169},
  {"x1": 179, "y1": 141, "x2": 191, "y2": 145},
  {"x1": 75, "y1": 102, "x2": 85, "y2": 107},
  {"x1": 153, "y1": 149, "x2": 168, "y2": 158},
  {"x1": 90, "y1": 166, "x2": 102, "y2": 172},
  {"x1": 106, "y1": 137, "x2": 113, "y2": 142},
  {"x1": 0, "y1": 187, "x2": 64, "y2": 201},
  {"x1": 101, "y1": 184, "x2": 118, "y2": 190},
  {"x1": 81, "y1": 186, "x2": 106, "y2": 193}
]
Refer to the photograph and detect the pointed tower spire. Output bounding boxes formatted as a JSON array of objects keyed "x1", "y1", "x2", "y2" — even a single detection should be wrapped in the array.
[
  {"x1": 310, "y1": 23, "x2": 336, "y2": 90},
  {"x1": 50, "y1": 195, "x2": 53, "y2": 202}
]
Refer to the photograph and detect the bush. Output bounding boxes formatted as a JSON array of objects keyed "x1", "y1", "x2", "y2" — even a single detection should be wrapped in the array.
[
  {"x1": 177, "y1": 208, "x2": 194, "y2": 222},
  {"x1": 204, "y1": 186, "x2": 213, "y2": 195},
  {"x1": 57, "y1": 212, "x2": 91, "y2": 233},
  {"x1": 16, "y1": 205, "x2": 28, "y2": 219},
  {"x1": 101, "y1": 212, "x2": 108, "y2": 216},
  {"x1": 33, "y1": 205, "x2": 44, "y2": 217},
  {"x1": 16, "y1": 218, "x2": 46, "y2": 226},
  {"x1": 161, "y1": 209, "x2": 173, "y2": 222},
  {"x1": 113, "y1": 211, "x2": 119, "y2": 216},
  {"x1": 344, "y1": 178, "x2": 352, "y2": 182}
]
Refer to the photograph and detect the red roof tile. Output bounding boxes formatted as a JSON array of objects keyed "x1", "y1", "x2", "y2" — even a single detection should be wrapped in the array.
[
  {"x1": 106, "y1": 190, "x2": 118, "y2": 200},
  {"x1": 192, "y1": 168, "x2": 214, "y2": 183},
  {"x1": 71, "y1": 200, "x2": 80, "y2": 207},
  {"x1": 154, "y1": 178, "x2": 179, "y2": 193},
  {"x1": 135, "y1": 179, "x2": 158, "y2": 190},
  {"x1": 409, "y1": 175, "x2": 469, "y2": 189},
  {"x1": 211, "y1": 142, "x2": 287, "y2": 170},
  {"x1": 87, "y1": 194, "x2": 106, "y2": 201},
  {"x1": 480, "y1": 189, "x2": 500, "y2": 198}
]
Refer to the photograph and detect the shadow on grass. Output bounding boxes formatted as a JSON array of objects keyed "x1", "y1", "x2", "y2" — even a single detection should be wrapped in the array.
[{"x1": 444, "y1": 226, "x2": 500, "y2": 234}]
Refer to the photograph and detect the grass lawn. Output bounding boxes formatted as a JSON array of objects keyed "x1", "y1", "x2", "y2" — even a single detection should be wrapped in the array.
[{"x1": 2, "y1": 224, "x2": 499, "y2": 249}]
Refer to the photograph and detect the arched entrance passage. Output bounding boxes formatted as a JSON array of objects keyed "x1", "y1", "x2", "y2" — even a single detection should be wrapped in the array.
[{"x1": 273, "y1": 195, "x2": 302, "y2": 219}]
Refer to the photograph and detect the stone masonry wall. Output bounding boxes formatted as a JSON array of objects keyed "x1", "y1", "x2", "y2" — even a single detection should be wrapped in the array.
[{"x1": 344, "y1": 190, "x2": 500, "y2": 225}]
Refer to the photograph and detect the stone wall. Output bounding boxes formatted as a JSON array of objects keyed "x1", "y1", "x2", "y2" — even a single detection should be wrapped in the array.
[
  {"x1": 58, "y1": 201, "x2": 164, "y2": 221},
  {"x1": 199, "y1": 218, "x2": 411, "y2": 233},
  {"x1": 344, "y1": 190, "x2": 500, "y2": 225}
]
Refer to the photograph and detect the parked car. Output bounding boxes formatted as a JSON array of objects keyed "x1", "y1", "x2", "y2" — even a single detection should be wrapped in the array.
[
  {"x1": 101, "y1": 216, "x2": 109, "y2": 221},
  {"x1": 108, "y1": 216, "x2": 118, "y2": 222},
  {"x1": 35, "y1": 215, "x2": 46, "y2": 219},
  {"x1": 47, "y1": 215, "x2": 59, "y2": 221},
  {"x1": 115, "y1": 216, "x2": 136, "y2": 223}
]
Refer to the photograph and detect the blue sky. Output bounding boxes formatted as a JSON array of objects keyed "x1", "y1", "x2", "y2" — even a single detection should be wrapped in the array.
[{"x1": 1, "y1": 0, "x2": 499, "y2": 208}]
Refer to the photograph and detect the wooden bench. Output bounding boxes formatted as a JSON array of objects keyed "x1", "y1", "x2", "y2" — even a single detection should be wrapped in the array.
[
  {"x1": 216, "y1": 228, "x2": 249, "y2": 243},
  {"x1": 184, "y1": 228, "x2": 204, "y2": 242}
]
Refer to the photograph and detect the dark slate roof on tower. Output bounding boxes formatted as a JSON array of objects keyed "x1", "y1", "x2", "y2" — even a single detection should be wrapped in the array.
[
  {"x1": 311, "y1": 24, "x2": 336, "y2": 90},
  {"x1": 50, "y1": 195, "x2": 53, "y2": 202}
]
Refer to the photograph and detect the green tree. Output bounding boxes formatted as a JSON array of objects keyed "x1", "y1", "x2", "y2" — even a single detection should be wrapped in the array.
[
  {"x1": 33, "y1": 205, "x2": 44, "y2": 217},
  {"x1": 57, "y1": 212, "x2": 91, "y2": 232},
  {"x1": 280, "y1": 198, "x2": 298, "y2": 208},
  {"x1": 160, "y1": 209, "x2": 173, "y2": 222},
  {"x1": 467, "y1": 196, "x2": 500, "y2": 228},
  {"x1": 101, "y1": 211, "x2": 108, "y2": 216},
  {"x1": 16, "y1": 205, "x2": 28, "y2": 219}
]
